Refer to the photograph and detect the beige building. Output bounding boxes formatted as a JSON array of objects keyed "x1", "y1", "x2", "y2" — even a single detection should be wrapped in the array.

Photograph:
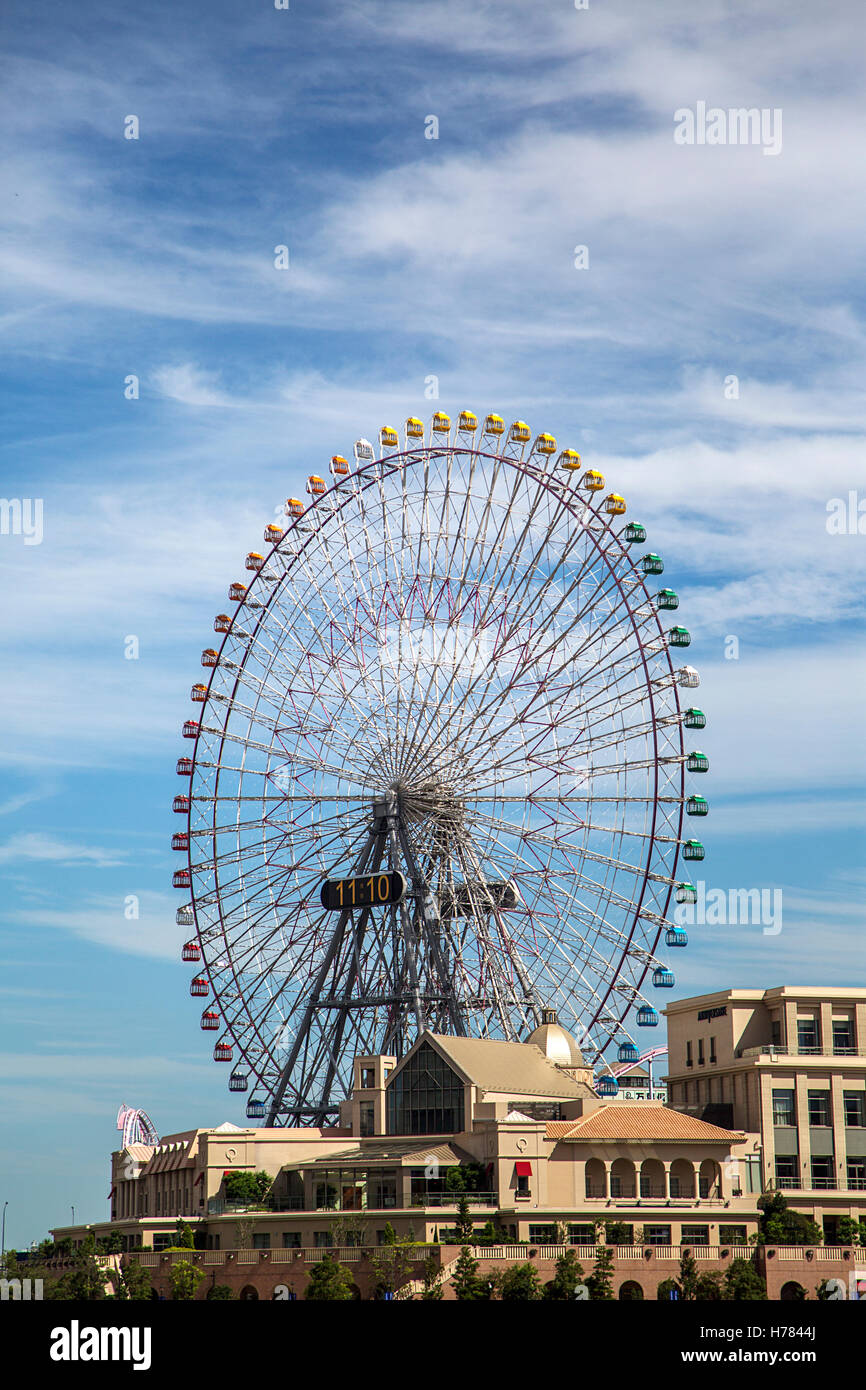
[
  {"x1": 53, "y1": 1012, "x2": 759, "y2": 1254},
  {"x1": 665, "y1": 986, "x2": 866, "y2": 1241}
]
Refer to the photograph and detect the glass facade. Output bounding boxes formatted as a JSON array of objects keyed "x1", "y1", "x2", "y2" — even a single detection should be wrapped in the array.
[
  {"x1": 844, "y1": 1091, "x2": 866, "y2": 1127},
  {"x1": 772, "y1": 1088, "x2": 795, "y2": 1125},
  {"x1": 807, "y1": 1090, "x2": 831, "y2": 1127},
  {"x1": 386, "y1": 1042, "x2": 464, "y2": 1135}
]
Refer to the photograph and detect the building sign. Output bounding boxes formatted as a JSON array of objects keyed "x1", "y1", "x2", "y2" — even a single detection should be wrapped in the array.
[{"x1": 697, "y1": 1006, "x2": 728, "y2": 1022}]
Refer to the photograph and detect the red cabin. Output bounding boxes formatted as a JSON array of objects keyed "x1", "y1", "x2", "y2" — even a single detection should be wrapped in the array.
[
  {"x1": 181, "y1": 941, "x2": 201, "y2": 962},
  {"x1": 201, "y1": 649, "x2": 219, "y2": 667},
  {"x1": 213, "y1": 1042, "x2": 233, "y2": 1062},
  {"x1": 171, "y1": 832, "x2": 189, "y2": 852},
  {"x1": 190, "y1": 684, "x2": 208, "y2": 703},
  {"x1": 201, "y1": 1011, "x2": 219, "y2": 1031},
  {"x1": 172, "y1": 869, "x2": 191, "y2": 888},
  {"x1": 190, "y1": 975, "x2": 209, "y2": 997},
  {"x1": 173, "y1": 795, "x2": 190, "y2": 814},
  {"x1": 182, "y1": 720, "x2": 199, "y2": 740},
  {"x1": 176, "y1": 757, "x2": 193, "y2": 777}
]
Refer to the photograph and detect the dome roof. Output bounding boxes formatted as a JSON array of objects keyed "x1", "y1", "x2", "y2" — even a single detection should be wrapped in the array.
[{"x1": 526, "y1": 1016, "x2": 585, "y2": 1068}]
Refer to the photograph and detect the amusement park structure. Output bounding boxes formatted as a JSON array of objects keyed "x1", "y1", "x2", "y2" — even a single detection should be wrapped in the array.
[{"x1": 172, "y1": 411, "x2": 707, "y2": 1125}]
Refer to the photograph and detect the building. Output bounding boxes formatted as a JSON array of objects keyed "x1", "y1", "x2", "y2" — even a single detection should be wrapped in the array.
[
  {"x1": 609, "y1": 1064, "x2": 667, "y2": 1104},
  {"x1": 665, "y1": 986, "x2": 866, "y2": 1242}
]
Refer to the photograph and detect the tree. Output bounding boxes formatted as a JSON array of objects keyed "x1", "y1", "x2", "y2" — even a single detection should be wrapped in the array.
[
  {"x1": 723, "y1": 1258, "x2": 767, "y2": 1301},
  {"x1": 47, "y1": 1241, "x2": 106, "y2": 1301},
  {"x1": 98, "y1": 1231, "x2": 124, "y2": 1255},
  {"x1": 657, "y1": 1277, "x2": 679, "y2": 1300},
  {"x1": 304, "y1": 1253, "x2": 355, "y2": 1301},
  {"x1": 453, "y1": 1193, "x2": 474, "y2": 1244},
  {"x1": 370, "y1": 1235, "x2": 416, "y2": 1300},
  {"x1": 586, "y1": 1245, "x2": 615, "y2": 1301},
  {"x1": 174, "y1": 1220, "x2": 195, "y2": 1249},
  {"x1": 756, "y1": 1191, "x2": 822, "y2": 1247},
  {"x1": 110, "y1": 1259, "x2": 152, "y2": 1301},
  {"x1": 499, "y1": 1262, "x2": 542, "y2": 1301},
  {"x1": 206, "y1": 1284, "x2": 235, "y2": 1300},
  {"x1": 604, "y1": 1222, "x2": 634, "y2": 1246},
  {"x1": 223, "y1": 1170, "x2": 273, "y2": 1206},
  {"x1": 420, "y1": 1256, "x2": 444, "y2": 1300},
  {"x1": 677, "y1": 1249, "x2": 700, "y2": 1301},
  {"x1": 694, "y1": 1272, "x2": 724, "y2": 1301},
  {"x1": 452, "y1": 1246, "x2": 484, "y2": 1301},
  {"x1": 168, "y1": 1260, "x2": 205, "y2": 1301},
  {"x1": 544, "y1": 1249, "x2": 585, "y2": 1301},
  {"x1": 836, "y1": 1217, "x2": 866, "y2": 1246}
]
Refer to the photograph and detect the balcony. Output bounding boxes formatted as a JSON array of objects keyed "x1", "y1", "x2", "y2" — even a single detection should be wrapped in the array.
[{"x1": 737, "y1": 1045, "x2": 863, "y2": 1060}]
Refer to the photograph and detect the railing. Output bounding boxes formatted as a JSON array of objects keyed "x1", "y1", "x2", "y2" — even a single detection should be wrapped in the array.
[
  {"x1": 410, "y1": 1192, "x2": 498, "y2": 1208},
  {"x1": 738, "y1": 1045, "x2": 862, "y2": 1059}
]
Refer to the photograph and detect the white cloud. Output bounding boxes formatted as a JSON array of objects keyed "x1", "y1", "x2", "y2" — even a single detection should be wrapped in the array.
[
  {"x1": 11, "y1": 892, "x2": 180, "y2": 960},
  {"x1": 0, "y1": 834, "x2": 127, "y2": 869}
]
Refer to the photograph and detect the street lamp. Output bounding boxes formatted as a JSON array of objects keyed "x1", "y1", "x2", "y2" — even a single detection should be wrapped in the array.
[
  {"x1": 1, "y1": 1201, "x2": 8, "y2": 1263},
  {"x1": 71, "y1": 1206, "x2": 75, "y2": 1227}
]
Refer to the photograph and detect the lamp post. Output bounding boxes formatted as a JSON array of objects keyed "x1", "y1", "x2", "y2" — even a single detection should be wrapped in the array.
[
  {"x1": 1, "y1": 1201, "x2": 8, "y2": 1264},
  {"x1": 71, "y1": 1205, "x2": 75, "y2": 1227}
]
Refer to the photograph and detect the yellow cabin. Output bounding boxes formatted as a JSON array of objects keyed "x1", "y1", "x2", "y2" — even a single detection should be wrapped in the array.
[
  {"x1": 264, "y1": 524, "x2": 284, "y2": 544},
  {"x1": 604, "y1": 493, "x2": 626, "y2": 516},
  {"x1": 557, "y1": 449, "x2": 582, "y2": 471},
  {"x1": 483, "y1": 413, "x2": 505, "y2": 435},
  {"x1": 307, "y1": 475, "x2": 326, "y2": 496},
  {"x1": 509, "y1": 420, "x2": 531, "y2": 444},
  {"x1": 533, "y1": 432, "x2": 556, "y2": 455},
  {"x1": 405, "y1": 417, "x2": 425, "y2": 439},
  {"x1": 379, "y1": 426, "x2": 399, "y2": 449},
  {"x1": 582, "y1": 470, "x2": 605, "y2": 491},
  {"x1": 285, "y1": 498, "x2": 305, "y2": 518},
  {"x1": 330, "y1": 455, "x2": 350, "y2": 476},
  {"x1": 458, "y1": 410, "x2": 478, "y2": 433},
  {"x1": 245, "y1": 551, "x2": 264, "y2": 570},
  {"x1": 431, "y1": 411, "x2": 451, "y2": 434}
]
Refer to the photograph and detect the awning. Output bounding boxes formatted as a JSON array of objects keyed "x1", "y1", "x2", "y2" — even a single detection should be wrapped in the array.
[
  {"x1": 108, "y1": 1186, "x2": 116, "y2": 1199},
  {"x1": 194, "y1": 1173, "x2": 204, "y2": 1187},
  {"x1": 515, "y1": 1161, "x2": 532, "y2": 1177}
]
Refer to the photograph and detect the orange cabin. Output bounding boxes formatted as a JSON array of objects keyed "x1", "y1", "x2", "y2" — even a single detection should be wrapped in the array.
[
  {"x1": 214, "y1": 614, "x2": 232, "y2": 633},
  {"x1": 307, "y1": 475, "x2": 326, "y2": 496},
  {"x1": 190, "y1": 684, "x2": 208, "y2": 703},
  {"x1": 330, "y1": 455, "x2": 350, "y2": 476},
  {"x1": 285, "y1": 498, "x2": 305, "y2": 518},
  {"x1": 245, "y1": 552, "x2": 264, "y2": 571},
  {"x1": 228, "y1": 582, "x2": 247, "y2": 602},
  {"x1": 264, "y1": 523, "x2": 284, "y2": 544},
  {"x1": 201, "y1": 649, "x2": 219, "y2": 667}
]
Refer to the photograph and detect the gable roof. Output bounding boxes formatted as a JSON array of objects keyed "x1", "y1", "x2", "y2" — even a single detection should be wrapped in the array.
[
  {"x1": 547, "y1": 1105, "x2": 746, "y2": 1143},
  {"x1": 425, "y1": 1033, "x2": 594, "y2": 1099}
]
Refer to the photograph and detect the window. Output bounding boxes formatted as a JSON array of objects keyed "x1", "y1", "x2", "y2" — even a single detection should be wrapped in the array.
[
  {"x1": 680, "y1": 1225, "x2": 709, "y2": 1246},
  {"x1": 797, "y1": 1017, "x2": 819, "y2": 1053},
  {"x1": 744, "y1": 1155, "x2": 761, "y2": 1195},
  {"x1": 775, "y1": 1156, "x2": 799, "y2": 1189},
  {"x1": 697, "y1": 1038, "x2": 704, "y2": 1065},
  {"x1": 567, "y1": 1224, "x2": 596, "y2": 1245},
  {"x1": 359, "y1": 1103, "x2": 375, "y2": 1137},
  {"x1": 386, "y1": 1042, "x2": 464, "y2": 1135},
  {"x1": 832, "y1": 1019, "x2": 855, "y2": 1054},
  {"x1": 810, "y1": 1156, "x2": 835, "y2": 1190},
  {"x1": 360, "y1": 1067, "x2": 375, "y2": 1089},
  {"x1": 206, "y1": 1234, "x2": 221, "y2": 1251},
  {"x1": 153, "y1": 1234, "x2": 171, "y2": 1251},
  {"x1": 844, "y1": 1092, "x2": 866, "y2": 1127},
  {"x1": 528, "y1": 1224, "x2": 557, "y2": 1244},
  {"x1": 370, "y1": 1172, "x2": 398, "y2": 1209},
  {"x1": 282, "y1": 1232, "x2": 300, "y2": 1248},
  {"x1": 645, "y1": 1225, "x2": 671, "y2": 1246},
  {"x1": 686, "y1": 1041, "x2": 693, "y2": 1068},
  {"x1": 313, "y1": 1231, "x2": 331, "y2": 1247},
  {"x1": 847, "y1": 1159, "x2": 866, "y2": 1191},
  {"x1": 719, "y1": 1225, "x2": 747, "y2": 1244},
  {"x1": 709, "y1": 1036, "x2": 717, "y2": 1064},
  {"x1": 807, "y1": 1090, "x2": 831, "y2": 1127},
  {"x1": 772, "y1": 1088, "x2": 796, "y2": 1126},
  {"x1": 253, "y1": 1233, "x2": 271, "y2": 1250}
]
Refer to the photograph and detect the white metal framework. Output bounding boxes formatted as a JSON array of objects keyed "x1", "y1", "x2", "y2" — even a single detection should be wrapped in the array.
[{"x1": 173, "y1": 414, "x2": 706, "y2": 1124}]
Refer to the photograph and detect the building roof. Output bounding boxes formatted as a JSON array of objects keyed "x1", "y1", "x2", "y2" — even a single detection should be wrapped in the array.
[
  {"x1": 547, "y1": 1105, "x2": 745, "y2": 1143},
  {"x1": 524, "y1": 1019, "x2": 585, "y2": 1068},
  {"x1": 425, "y1": 1033, "x2": 595, "y2": 1099},
  {"x1": 283, "y1": 1139, "x2": 474, "y2": 1170}
]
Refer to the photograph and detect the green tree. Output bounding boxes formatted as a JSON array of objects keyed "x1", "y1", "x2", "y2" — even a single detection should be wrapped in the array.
[
  {"x1": 370, "y1": 1235, "x2": 416, "y2": 1300},
  {"x1": 499, "y1": 1262, "x2": 542, "y2": 1301},
  {"x1": 174, "y1": 1220, "x2": 195, "y2": 1249},
  {"x1": 420, "y1": 1256, "x2": 444, "y2": 1300},
  {"x1": 381, "y1": 1222, "x2": 397, "y2": 1245},
  {"x1": 206, "y1": 1284, "x2": 235, "y2": 1300},
  {"x1": 604, "y1": 1222, "x2": 634, "y2": 1246},
  {"x1": 169, "y1": 1259, "x2": 205, "y2": 1301},
  {"x1": 756, "y1": 1191, "x2": 822, "y2": 1247},
  {"x1": 304, "y1": 1253, "x2": 355, "y2": 1301},
  {"x1": 657, "y1": 1277, "x2": 679, "y2": 1300},
  {"x1": 47, "y1": 1240, "x2": 106, "y2": 1302},
  {"x1": 223, "y1": 1170, "x2": 273, "y2": 1206},
  {"x1": 110, "y1": 1259, "x2": 153, "y2": 1301},
  {"x1": 454, "y1": 1193, "x2": 474, "y2": 1244},
  {"x1": 98, "y1": 1231, "x2": 124, "y2": 1255},
  {"x1": 723, "y1": 1257, "x2": 767, "y2": 1301},
  {"x1": 677, "y1": 1249, "x2": 700, "y2": 1301},
  {"x1": 452, "y1": 1245, "x2": 484, "y2": 1301},
  {"x1": 586, "y1": 1245, "x2": 615, "y2": 1301},
  {"x1": 836, "y1": 1217, "x2": 866, "y2": 1246},
  {"x1": 544, "y1": 1249, "x2": 586, "y2": 1300},
  {"x1": 695, "y1": 1272, "x2": 724, "y2": 1301}
]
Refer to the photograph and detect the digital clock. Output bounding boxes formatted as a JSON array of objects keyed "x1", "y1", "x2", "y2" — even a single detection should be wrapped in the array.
[{"x1": 320, "y1": 870, "x2": 408, "y2": 912}]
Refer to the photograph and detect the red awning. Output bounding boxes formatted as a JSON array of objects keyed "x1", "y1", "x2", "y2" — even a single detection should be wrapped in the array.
[
  {"x1": 515, "y1": 1161, "x2": 532, "y2": 1177},
  {"x1": 108, "y1": 1186, "x2": 116, "y2": 1198},
  {"x1": 194, "y1": 1172, "x2": 204, "y2": 1187}
]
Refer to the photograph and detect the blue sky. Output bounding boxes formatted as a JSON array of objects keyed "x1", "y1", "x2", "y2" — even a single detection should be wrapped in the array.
[{"x1": 1, "y1": 0, "x2": 864, "y2": 1247}]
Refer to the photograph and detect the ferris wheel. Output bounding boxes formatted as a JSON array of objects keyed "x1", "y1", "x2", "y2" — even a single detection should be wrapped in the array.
[{"x1": 172, "y1": 410, "x2": 709, "y2": 1125}]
